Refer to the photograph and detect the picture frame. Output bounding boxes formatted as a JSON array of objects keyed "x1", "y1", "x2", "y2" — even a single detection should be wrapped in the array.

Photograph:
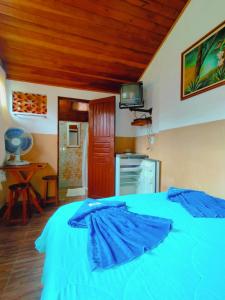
[{"x1": 181, "y1": 21, "x2": 225, "y2": 100}]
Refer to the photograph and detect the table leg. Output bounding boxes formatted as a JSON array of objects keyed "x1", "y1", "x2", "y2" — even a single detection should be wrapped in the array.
[{"x1": 29, "y1": 184, "x2": 43, "y2": 214}]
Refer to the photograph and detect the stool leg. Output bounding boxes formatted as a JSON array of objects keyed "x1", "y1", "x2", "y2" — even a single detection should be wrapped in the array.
[
  {"x1": 43, "y1": 180, "x2": 48, "y2": 206},
  {"x1": 3, "y1": 190, "x2": 13, "y2": 221},
  {"x1": 7, "y1": 190, "x2": 14, "y2": 222},
  {"x1": 14, "y1": 190, "x2": 19, "y2": 204},
  {"x1": 54, "y1": 180, "x2": 58, "y2": 206},
  {"x1": 27, "y1": 188, "x2": 32, "y2": 218},
  {"x1": 46, "y1": 181, "x2": 49, "y2": 202},
  {"x1": 2, "y1": 207, "x2": 9, "y2": 220},
  {"x1": 21, "y1": 189, "x2": 28, "y2": 225}
]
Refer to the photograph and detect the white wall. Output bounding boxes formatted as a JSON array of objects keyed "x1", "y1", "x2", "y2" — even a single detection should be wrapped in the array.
[
  {"x1": 6, "y1": 80, "x2": 135, "y2": 137},
  {"x1": 0, "y1": 65, "x2": 12, "y2": 165},
  {"x1": 137, "y1": 0, "x2": 225, "y2": 136},
  {"x1": 0, "y1": 65, "x2": 12, "y2": 206}
]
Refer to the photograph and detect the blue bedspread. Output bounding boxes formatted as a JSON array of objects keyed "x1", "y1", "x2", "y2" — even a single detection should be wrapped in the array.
[
  {"x1": 35, "y1": 193, "x2": 225, "y2": 300},
  {"x1": 68, "y1": 199, "x2": 172, "y2": 270},
  {"x1": 168, "y1": 187, "x2": 225, "y2": 217}
]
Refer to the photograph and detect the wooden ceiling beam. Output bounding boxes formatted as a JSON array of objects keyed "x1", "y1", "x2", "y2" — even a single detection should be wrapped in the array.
[
  {"x1": 0, "y1": 41, "x2": 144, "y2": 82},
  {"x1": 104, "y1": 0, "x2": 180, "y2": 19},
  {"x1": 6, "y1": 64, "x2": 121, "y2": 93},
  {"x1": 125, "y1": 0, "x2": 184, "y2": 14},
  {"x1": 0, "y1": 15, "x2": 154, "y2": 65},
  {"x1": 2, "y1": 49, "x2": 139, "y2": 83},
  {"x1": 7, "y1": 73, "x2": 120, "y2": 93},
  {"x1": 136, "y1": 2, "x2": 180, "y2": 18},
  {"x1": 12, "y1": 0, "x2": 171, "y2": 34},
  {"x1": 0, "y1": 2, "x2": 164, "y2": 51},
  {"x1": 6, "y1": 63, "x2": 123, "y2": 85},
  {"x1": 156, "y1": 0, "x2": 187, "y2": 10},
  {"x1": 59, "y1": 0, "x2": 175, "y2": 28},
  {"x1": 0, "y1": 24, "x2": 150, "y2": 70}
]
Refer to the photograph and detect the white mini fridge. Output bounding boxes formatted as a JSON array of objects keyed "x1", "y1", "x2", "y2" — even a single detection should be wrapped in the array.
[{"x1": 115, "y1": 154, "x2": 160, "y2": 196}]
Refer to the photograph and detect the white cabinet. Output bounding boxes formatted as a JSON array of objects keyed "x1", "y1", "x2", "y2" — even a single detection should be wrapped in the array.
[{"x1": 115, "y1": 154, "x2": 160, "y2": 196}]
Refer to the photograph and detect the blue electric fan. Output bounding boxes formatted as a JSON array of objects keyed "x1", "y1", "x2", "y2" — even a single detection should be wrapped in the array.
[{"x1": 4, "y1": 128, "x2": 33, "y2": 165}]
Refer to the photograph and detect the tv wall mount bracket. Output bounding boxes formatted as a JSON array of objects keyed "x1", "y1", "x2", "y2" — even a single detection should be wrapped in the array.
[{"x1": 129, "y1": 107, "x2": 152, "y2": 114}]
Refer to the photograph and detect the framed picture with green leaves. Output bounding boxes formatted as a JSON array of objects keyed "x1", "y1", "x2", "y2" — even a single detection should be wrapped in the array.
[{"x1": 181, "y1": 21, "x2": 225, "y2": 100}]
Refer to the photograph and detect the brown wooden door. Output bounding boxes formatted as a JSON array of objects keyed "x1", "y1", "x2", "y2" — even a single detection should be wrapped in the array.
[{"x1": 88, "y1": 96, "x2": 115, "y2": 198}]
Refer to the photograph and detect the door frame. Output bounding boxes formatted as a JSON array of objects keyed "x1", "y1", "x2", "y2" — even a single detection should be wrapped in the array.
[{"x1": 57, "y1": 97, "x2": 89, "y2": 198}]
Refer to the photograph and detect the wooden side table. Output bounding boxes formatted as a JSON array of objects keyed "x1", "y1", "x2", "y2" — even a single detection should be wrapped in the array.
[{"x1": 0, "y1": 163, "x2": 47, "y2": 215}]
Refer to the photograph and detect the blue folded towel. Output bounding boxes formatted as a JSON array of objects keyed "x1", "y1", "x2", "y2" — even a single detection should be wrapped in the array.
[
  {"x1": 168, "y1": 187, "x2": 225, "y2": 217},
  {"x1": 68, "y1": 199, "x2": 172, "y2": 270}
]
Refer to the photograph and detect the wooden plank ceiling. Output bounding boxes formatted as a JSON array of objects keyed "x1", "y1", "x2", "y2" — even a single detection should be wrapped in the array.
[{"x1": 0, "y1": 0, "x2": 189, "y2": 93}]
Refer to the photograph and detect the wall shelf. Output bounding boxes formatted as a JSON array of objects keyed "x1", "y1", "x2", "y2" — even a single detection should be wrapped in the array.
[{"x1": 131, "y1": 117, "x2": 152, "y2": 126}]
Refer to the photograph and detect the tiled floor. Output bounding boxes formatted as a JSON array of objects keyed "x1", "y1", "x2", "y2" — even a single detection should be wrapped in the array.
[
  {"x1": 0, "y1": 196, "x2": 85, "y2": 300},
  {"x1": 59, "y1": 187, "x2": 87, "y2": 201}
]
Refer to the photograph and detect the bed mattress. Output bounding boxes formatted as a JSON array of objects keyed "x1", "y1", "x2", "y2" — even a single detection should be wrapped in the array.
[{"x1": 35, "y1": 192, "x2": 225, "y2": 300}]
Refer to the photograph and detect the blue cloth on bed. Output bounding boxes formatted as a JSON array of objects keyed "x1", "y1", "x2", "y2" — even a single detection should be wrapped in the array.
[
  {"x1": 68, "y1": 199, "x2": 172, "y2": 270},
  {"x1": 168, "y1": 187, "x2": 225, "y2": 217}
]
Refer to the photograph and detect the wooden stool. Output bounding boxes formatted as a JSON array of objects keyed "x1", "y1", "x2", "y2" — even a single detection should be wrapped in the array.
[
  {"x1": 42, "y1": 175, "x2": 58, "y2": 206},
  {"x1": 3, "y1": 183, "x2": 30, "y2": 225}
]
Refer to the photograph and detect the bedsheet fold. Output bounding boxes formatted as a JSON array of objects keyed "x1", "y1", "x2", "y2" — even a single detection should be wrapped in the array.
[
  {"x1": 68, "y1": 199, "x2": 172, "y2": 270},
  {"x1": 168, "y1": 187, "x2": 225, "y2": 217}
]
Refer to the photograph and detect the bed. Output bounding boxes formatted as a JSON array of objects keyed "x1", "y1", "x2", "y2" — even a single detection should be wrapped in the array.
[{"x1": 35, "y1": 192, "x2": 225, "y2": 300}]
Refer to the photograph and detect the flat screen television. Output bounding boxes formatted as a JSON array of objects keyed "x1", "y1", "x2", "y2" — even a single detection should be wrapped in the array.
[{"x1": 119, "y1": 82, "x2": 144, "y2": 109}]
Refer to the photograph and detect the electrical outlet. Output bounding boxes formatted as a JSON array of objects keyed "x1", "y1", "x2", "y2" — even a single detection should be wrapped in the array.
[
  {"x1": 150, "y1": 136, "x2": 155, "y2": 144},
  {"x1": 0, "y1": 170, "x2": 6, "y2": 182}
]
